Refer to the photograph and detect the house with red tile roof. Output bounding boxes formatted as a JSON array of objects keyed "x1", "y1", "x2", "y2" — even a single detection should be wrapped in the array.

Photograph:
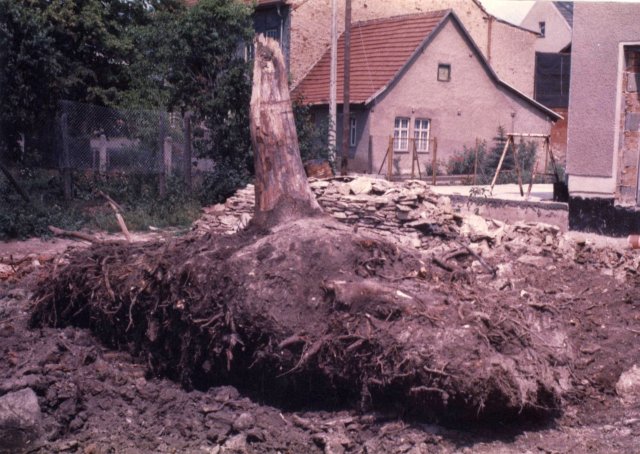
[
  {"x1": 289, "y1": 0, "x2": 540, "y2": 97},
  {"x1": 293, "y1": 10, "x2": 561, "y2": 176}
]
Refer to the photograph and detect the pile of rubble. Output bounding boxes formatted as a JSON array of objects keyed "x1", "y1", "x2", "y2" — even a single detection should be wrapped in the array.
[
  {"x1": 194, "y1": 175, "x2": 639, "y2": 282},
  {"x1": 196, "y1": 177, "x2": 459, "y2": 247}
]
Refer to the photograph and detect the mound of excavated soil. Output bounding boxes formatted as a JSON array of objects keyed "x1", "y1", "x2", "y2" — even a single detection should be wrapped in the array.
[{"x1": 30, "y1": 212, "x2": 572, "y2": 423}]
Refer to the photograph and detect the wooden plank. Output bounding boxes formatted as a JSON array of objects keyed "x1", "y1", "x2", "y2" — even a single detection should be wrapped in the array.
[{"x1": 490, "y1": 136, "x2": 512, "y2": 193}]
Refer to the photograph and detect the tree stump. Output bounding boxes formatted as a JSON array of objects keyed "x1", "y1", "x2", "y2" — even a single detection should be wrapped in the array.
[{"x1": 250, "y1": 35, "x2": 322, "y2": 227}]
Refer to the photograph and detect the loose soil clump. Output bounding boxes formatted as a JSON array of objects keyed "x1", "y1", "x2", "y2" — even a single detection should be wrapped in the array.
[{"x1": 30, "y1": 181, "x2": 572, "y2": 424}]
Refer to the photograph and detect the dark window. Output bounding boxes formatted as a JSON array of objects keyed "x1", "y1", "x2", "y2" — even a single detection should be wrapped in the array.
[
  {"x1": 437, "y1": 64, "x2": 451, "y2": 82},
  {"x1": 265, "y1": 28, "x2": 279, "y2": 41},
  {"x1": 534, "y1": 52, "x2": 571, "y2": 107},
  {"x1": 539, "y1": 21, "x2": 546, "y2": 37},
  {"x1": 349, "y1": 117, "x2": 357, "y2": 147}
]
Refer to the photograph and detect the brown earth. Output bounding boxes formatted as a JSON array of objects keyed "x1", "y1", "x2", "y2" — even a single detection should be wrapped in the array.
[{"x1": 2, "y1": 178, "x2": 640, "y2": 453}]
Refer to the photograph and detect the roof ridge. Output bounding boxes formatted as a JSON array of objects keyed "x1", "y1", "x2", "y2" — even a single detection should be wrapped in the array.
[{"x1": 351, "y1": 9, "x2": 450, "y2": 28}]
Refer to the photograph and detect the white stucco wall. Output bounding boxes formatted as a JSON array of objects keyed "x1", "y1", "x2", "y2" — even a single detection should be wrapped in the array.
[
  {"x1": 566, "y1": 2, "x2": 640, "y2": 198},
  {"x1": 366, "y1": 18, "x2": 552, "y2": 175},
  {"x1": 520, "y1": 1, "x2": 571, "y2": 52}
]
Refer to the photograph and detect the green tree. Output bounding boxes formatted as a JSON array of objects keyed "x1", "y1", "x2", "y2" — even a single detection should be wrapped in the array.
[{"x1": 0, "y1": 0, "x2": 179, "y2": 161}]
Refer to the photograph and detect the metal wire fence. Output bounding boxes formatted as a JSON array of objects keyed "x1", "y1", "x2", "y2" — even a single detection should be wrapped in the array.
[
  {"x1": 55, "y1": 101, "x2": 192, "y2": 199},
  {"x1": 57, "y1": 100, "x2": 187, "y2": 175}
]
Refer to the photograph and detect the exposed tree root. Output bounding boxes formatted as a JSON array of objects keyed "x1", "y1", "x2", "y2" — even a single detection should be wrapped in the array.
[{"x1": 30, "y1": 217, "x2": 572, "y2": 424}]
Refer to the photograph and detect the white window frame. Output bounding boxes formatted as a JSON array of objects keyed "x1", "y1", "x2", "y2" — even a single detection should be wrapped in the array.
[
  {"x1": 349, "y1": 117, "x2": 357, "y2": 147},
  {"x1": 414, "y1": 118, "x2": 430, "y2": 152},
  {"x1": 393, "y1": 117, "x2": 409, "y2": 152}
]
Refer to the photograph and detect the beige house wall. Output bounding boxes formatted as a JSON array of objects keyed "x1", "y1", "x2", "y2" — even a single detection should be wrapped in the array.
[
  {"x1": 520, "y1": 1, "x2": 572, "y2": 53},
  {"x1": 566, "y1": 2, "x2": 640, "y2": 199},
  {"x1": 289, "y1": 0, "x2": 537, "y2": 96},
  {"x1": 322, "y1": 18, "x2": 553, "y2": 175}
]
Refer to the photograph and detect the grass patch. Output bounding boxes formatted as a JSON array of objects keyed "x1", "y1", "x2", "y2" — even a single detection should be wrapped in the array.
[{"x1": 0, "y1": 170, "x2": 205, "y2": 240}]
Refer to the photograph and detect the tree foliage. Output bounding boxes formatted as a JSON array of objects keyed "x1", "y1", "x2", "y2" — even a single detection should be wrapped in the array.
[{"x1": 0, "y1": 0, "x2": 253, "y2": 171}]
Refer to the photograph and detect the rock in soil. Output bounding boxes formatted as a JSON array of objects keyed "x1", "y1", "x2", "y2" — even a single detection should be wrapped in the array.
[{"x1": 0, "y1": 387, "x2": 42, "y2": 453}]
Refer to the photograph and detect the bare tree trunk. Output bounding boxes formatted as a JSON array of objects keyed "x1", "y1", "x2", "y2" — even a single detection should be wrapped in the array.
[{"x1": 250, "y1": 35, "x2": 322, "y2": 227}]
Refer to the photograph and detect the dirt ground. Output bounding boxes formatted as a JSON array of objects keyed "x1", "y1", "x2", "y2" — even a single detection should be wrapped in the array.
[{"x1": 2, "y1": 181, "x2": 640, "y2": 453}]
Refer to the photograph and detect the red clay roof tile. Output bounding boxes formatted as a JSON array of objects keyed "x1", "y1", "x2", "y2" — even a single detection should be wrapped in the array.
[{"x1": 293, "y1": 10, "x2": 449, "y2": 105}]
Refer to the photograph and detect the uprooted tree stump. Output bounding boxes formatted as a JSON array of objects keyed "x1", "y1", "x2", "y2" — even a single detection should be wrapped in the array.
[
  {"x1": 30, "y1": 37, "x2": 573, "y2": 424},
  {"x1": 250, "y1": 35, "x2": 322, "y2": 227}
]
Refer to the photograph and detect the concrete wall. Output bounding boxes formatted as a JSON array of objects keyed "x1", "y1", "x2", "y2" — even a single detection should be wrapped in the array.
[
  {"x1": 490, "y1": 20, "x2": 537, "y2": 96},
  {"x1": 289, "y1": 0, "x2": 537, "y2": 96},
  {"x1": 367, "y1": 18, "x2": 552, "y2": 176},
  {"x1": 566, "y1": 2, "x2": 640, "y2": 199},
  {"x1": 520, "y1": 1, "x2": 571, "y2": 53}
]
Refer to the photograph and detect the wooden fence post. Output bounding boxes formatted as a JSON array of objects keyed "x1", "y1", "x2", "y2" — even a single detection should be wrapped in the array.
[
  {"x1": 99, "y1": 134, "x2": 107, "y2": 175},
  {"x1": 387, "y1": 136, "x2": 394, "y2": 181},
  {"x1": 431, "y1": 137, "x2": 437, "y2": 186},
  {"x1": 473, "y1": 137, "x2": 479, "y2": 185},
  {"x1": 158, "y1": 112, "x2": 167, "y2": 198},
  {"x1": 61, "y1": 113, "x2": 72, "y2": 200},
  {"x1": 184, "y1": 112, "x2": 192, "y2": 192},
  {"x1": 367, "y1": 135, "x2": 373, "y2": 174},
  {"x1": 164, "y1": 137, "x2": 173, "y2": 178}
]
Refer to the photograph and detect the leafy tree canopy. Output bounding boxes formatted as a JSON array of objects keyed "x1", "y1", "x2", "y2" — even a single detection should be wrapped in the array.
[{"x1": 0, "y1": 0, "x2": 254, "y2": 169}]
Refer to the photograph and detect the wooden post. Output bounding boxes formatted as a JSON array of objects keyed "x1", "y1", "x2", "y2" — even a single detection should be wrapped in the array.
[
  {"x1": 250, "y1": 35, "x2": 322, "y2": 227},
  {"x1": 164, "y1": 137, "x2": 173, "y2": 178},
  {"x1": 99, "y1": 134, "x2": 107, "y2": 175},
  {"x1": 61, "y1": 113, "x2": 72, "y2": 201},
  {"x1": 512, "y1": 139, "x2": 525, "y2": 196},
  {"x1": 377, "y1": 138, "x2": 391, "y2": 176},
  {"x1": 431, "y1": 137, "x2": 437, "y2": 186},
  {"x1": 411, "y1": 139, "x2": 416, "y2": 180},
  {"x1": 158, "y1": 112, "x2": 166, "y2": 198},
  {"x1": 526, "y1": 161, "x2": 539, "y2": 200},
  {"x1": 367, "y1": 135, "x2": 373, "y2": 174},
  {"x1": 184, "y1": 112, "x2": 192, "y2": 192},
  {"x1": 387, "y1": 136, "x2": 394, "y2": 181},
  {"x1": 340, "y1": 0, "x2": 352, "y2": 176},
  {"x1": 473, "y1": 138, "x2": 479, "y2": 185},
  {"x1": 490, "y1": 136, "x2": 512, "y2": 193}
]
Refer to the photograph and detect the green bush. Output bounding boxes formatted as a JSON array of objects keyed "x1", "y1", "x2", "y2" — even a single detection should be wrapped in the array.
[
  {"x1": 198, "y1": 159, "x2": 251, "y2": 206},
  {"x1": 445, "y1": 127, "x2": 538, "y2": 185},
  {"x1": 293, "y1": 98, "x2": 331, "y2": 165},
  {"x1": 446, "y1": 141, "x2": 486, "y2": 176}
]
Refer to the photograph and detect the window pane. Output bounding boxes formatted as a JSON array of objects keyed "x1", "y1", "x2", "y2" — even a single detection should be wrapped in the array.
[
  {"x1": 350, "y1": 117, "x2": 356, "y2": 147},
  {"x1": 414, "y1": 118, "x2": 429, "y2": 152},
  {"x1": 393, "y1": 117, "x2": 409, "y2": 151}
]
